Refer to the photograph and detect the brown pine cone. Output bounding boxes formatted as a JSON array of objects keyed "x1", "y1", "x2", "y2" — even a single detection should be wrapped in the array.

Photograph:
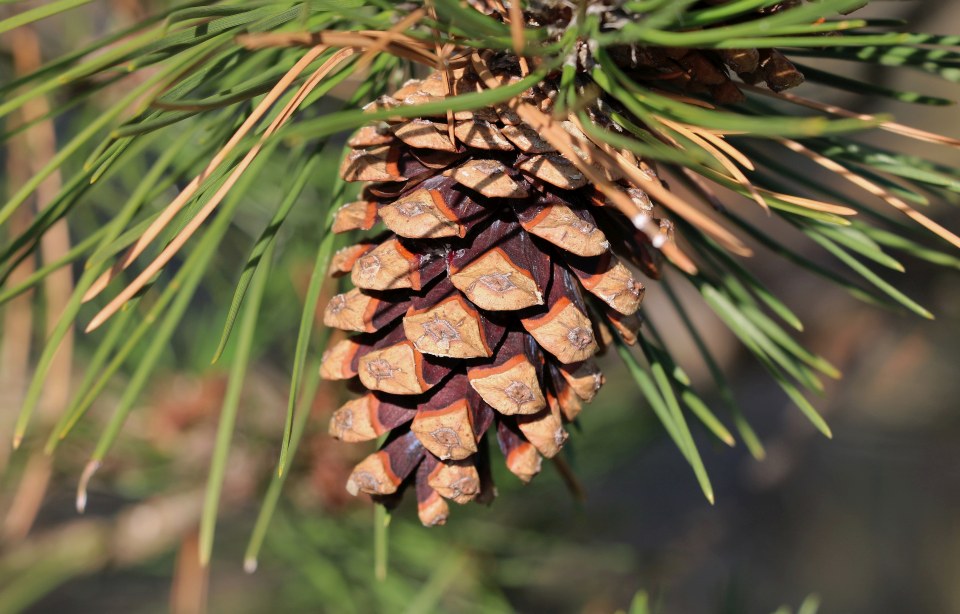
[
  {"x1": 322, "y1": 2, "x2": 810, "y2": 525},
  {"x1": 320, "y1": 63, "x2": 669, "y2": 525}
]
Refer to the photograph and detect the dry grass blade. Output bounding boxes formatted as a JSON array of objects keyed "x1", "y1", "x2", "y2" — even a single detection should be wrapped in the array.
[
  {"x1": 770, "y1": 192, "x2": 857, "y2": 215},
  {"x1": 745, "y1": 84, "x2": 960, "y2": 148},
  {"x1": 348, "y1": 9, "x2": 428, "y2": 72},
  {"x1": 236, "y1": 28, "x2": 436, "y2": 65},
  {"x1": 680, "y1": 164, "x2": 856, "y2": 217},
  {"x1": 657, "y1": 116, "x2": 769, "y2": 213},
  {"x1": 82, "y1": 45, "x2": 332, "y2": 304},
  {"x1": 695, "y1": 129, "x2": 755, "y2": 171},
  {"x1": 85, "y1": 8, "x2": 429, "y2": 331},
  {"x1": 782, "y1": 139, "x2": 960, "y2": 248},
  {"x1": 568, "y1": 111, "x2": 753, "y2": 258},
  {"x1": 85, "y1": 48, "x2": 357, "y2": 332}
]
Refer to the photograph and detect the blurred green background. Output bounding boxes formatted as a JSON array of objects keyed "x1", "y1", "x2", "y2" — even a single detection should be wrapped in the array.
[{"x1": 0, "y1": 1, "x2": 958, "y2": 613}]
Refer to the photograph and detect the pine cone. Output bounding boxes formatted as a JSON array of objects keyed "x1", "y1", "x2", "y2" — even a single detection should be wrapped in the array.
[{"x1": 321, "y1": 3, "x2": 808, "y2": 526}]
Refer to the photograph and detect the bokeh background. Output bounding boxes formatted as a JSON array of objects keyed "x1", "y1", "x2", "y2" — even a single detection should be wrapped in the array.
[{"x1": 0, "y1": 2, "x2": 958, "y2": 613}]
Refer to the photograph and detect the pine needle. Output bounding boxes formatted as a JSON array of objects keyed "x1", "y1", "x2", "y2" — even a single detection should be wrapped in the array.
[
  {"x1": 85, "y1": 48, "x2": 357, "y2": 332},
  {"x1": 748, "y1": 84, "x2": 960, "y2": 147},
  {"x1": 82, "y1": 45, "x2": 334, "y2": 306},
  {"x1": 781, "y1": 138, "x2": 960, "y2": 248},
  {"x1": 657, "y1": 115, "x2": 770, "y2": 213}
]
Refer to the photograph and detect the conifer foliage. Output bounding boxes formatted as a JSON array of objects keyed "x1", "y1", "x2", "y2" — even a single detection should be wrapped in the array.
[
  {"x1": 318, "y1": 0, "x2": 959, "y2": 522},
  {"x1": 1, "y1": 0, "x2": 958, "y2": 551}
]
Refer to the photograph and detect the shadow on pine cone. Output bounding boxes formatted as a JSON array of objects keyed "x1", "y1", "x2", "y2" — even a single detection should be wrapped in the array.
[{"x1": 320, "y1": 0, "x2": 806, "y2": 526}]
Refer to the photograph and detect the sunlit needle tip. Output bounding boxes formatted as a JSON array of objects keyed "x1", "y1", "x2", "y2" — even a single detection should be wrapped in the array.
[
  {"x1": 84, "y1": 313, "x2": 106, "y2": 333},
  {"x1": 77, "y1": 460, "x2": 101, "y2": 514}
]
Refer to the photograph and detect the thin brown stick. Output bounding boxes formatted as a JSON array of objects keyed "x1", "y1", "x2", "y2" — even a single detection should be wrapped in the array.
[
  {"x1": 509, "y1": 0, "x2": 530, "y2": 77},
  {"x1": 506, "y1": 0, "x2": 526, "y2": 58},
  {"x1": 2, "y1": 453, "x2": 52, "y2": 541},
  {"x1": 767, "y1": 192, "x2": 857, "y2": 216},
  {"x1": 170, "y1": 531, "x2": 209, "y2": 613},
  {"x1": 696, "y1": 128, "x2": 754, "y2": 170},
  {"x1": 351, "y1": 9, "x2": 431, "y2": 75},
  {"x1": 2, "y1": 28, "x2": 73, "y2": 464},
  {"x1": 550, "y1": 454, "x2": 585, "y2": 502},
  {"x1": 8, "y1": 26, "x2": 76, "y2": 426},
  {"x1": 1, "y1": 29, "x2": 40, "y2": 467}
]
